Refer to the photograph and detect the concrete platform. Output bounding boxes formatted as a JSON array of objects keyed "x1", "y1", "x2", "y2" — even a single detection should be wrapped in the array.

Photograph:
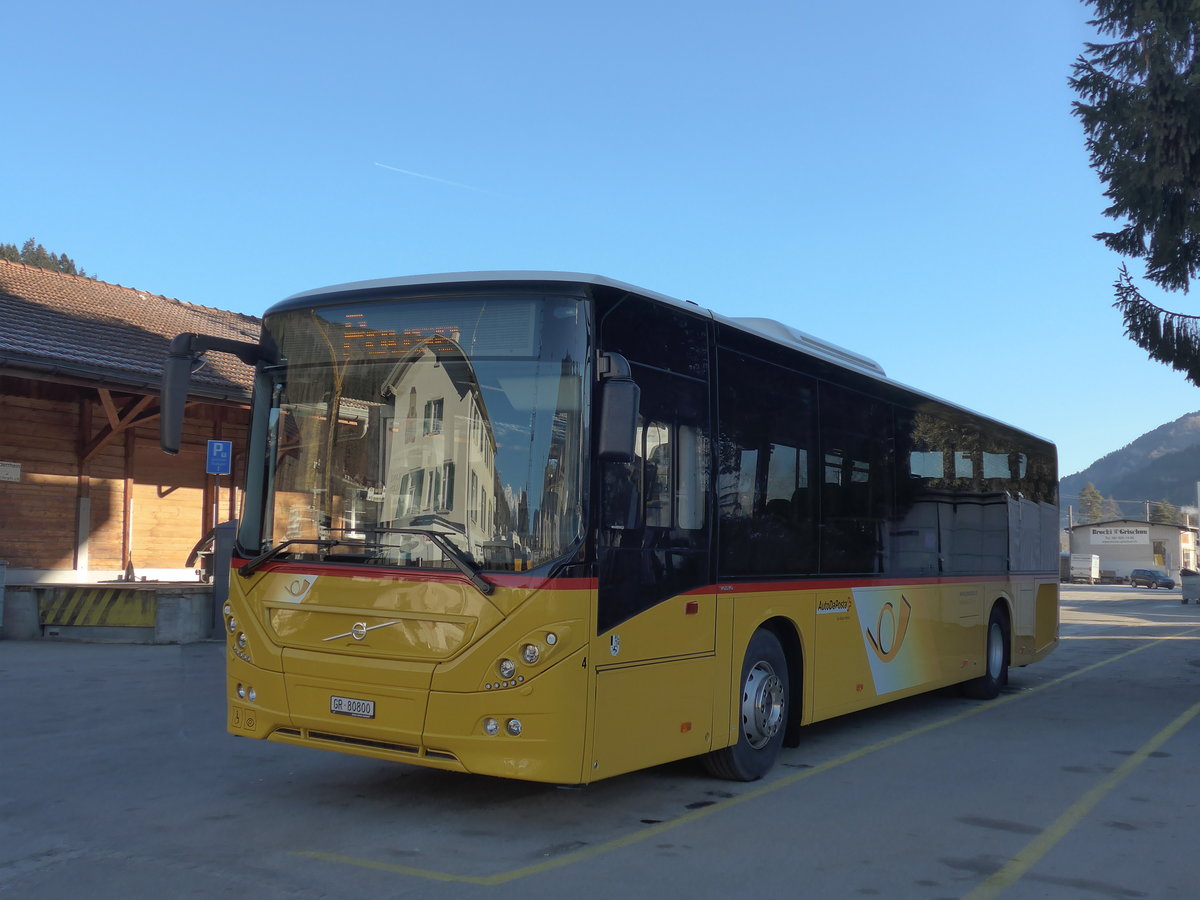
[{"x1": 1, "y1": 583, "x2": 216, "y2": 644}]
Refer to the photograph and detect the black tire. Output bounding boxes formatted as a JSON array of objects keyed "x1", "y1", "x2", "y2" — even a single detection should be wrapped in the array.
[
  {"x1": 704, "y1": 629, "x2": 788, "y2": 781},
  {"x1": 962, "y1": 607, "x2": 1009, "y2": 700}
]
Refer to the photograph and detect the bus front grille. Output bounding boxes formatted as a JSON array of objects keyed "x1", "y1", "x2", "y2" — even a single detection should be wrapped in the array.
[
  {"x1": 269, "y1": 725, "x2": 460, "y2": 764},
  {"x1": 307, "y1": 730, "x2": 420, "y2": 755}
]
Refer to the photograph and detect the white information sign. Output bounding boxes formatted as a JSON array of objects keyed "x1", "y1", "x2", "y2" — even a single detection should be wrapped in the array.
[
  {"x1": 1089, "y1": 525, "x2": 1149, "y2": 545},
  {"x1": 0, "y1": 461, "x2": 19, "y2": 482}
]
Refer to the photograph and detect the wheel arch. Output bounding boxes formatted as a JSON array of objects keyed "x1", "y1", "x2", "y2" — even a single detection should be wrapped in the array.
[{"x1": 758, "y1": 615, "x2": 804, "y2": 747}]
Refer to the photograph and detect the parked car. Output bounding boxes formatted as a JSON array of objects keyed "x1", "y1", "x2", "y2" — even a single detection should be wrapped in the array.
[{"x1": 1129, "y1": 568, "x2": 1176, "y2": 589}]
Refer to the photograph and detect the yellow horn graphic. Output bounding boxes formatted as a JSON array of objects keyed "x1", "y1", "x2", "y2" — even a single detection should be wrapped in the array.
[{"x1": 866, "y1": 595, "x2": 912, "y2": 663}]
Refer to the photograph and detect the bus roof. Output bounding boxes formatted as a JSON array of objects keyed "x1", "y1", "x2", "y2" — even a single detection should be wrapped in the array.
[{"x1": 277, "y1": 270, "x2": 887, "y2": 378}]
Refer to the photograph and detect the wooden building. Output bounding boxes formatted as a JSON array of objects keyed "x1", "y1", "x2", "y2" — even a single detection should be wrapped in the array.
[{"x1": 0, "y1": 260, "x2": 260, "y2": 583}]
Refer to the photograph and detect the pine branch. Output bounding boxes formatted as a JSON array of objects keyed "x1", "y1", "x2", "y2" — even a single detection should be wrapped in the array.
[{"x1": 1114, "y1": 262, "x2": 1200, "y2": 385}]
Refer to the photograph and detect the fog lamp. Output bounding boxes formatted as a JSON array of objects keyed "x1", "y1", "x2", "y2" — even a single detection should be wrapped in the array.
[
  {"x1": 237, "y1": 683, "x2": 246, "y2": 699},
  {"x1": 506, "y1": 718, "x2": 523, "y2": 736},
  {"x1": 483, "y1": 717, "x2": 500, "y2": 736}
]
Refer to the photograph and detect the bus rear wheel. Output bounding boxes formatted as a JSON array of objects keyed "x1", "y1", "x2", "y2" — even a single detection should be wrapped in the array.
[
  {"x1": 962, "y1": 607, "x2": 1009, "y2": 700},
  {"x1": 704, "y1": 629, "x2": 788, "y2": 781}
]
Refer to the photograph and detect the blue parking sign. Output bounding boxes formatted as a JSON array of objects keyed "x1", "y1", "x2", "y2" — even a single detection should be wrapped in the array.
[{"x1": 206, "y1": 440, "x2": 233, "y2": 475}]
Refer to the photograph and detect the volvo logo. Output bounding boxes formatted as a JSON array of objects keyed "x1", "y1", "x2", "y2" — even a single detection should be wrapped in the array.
[{"x1": 323, "y1": 620, "x2": 400, "y2": 642}]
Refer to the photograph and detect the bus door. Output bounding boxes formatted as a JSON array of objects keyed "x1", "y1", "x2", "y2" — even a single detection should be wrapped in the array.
[{"x1": 592, "y1": 365, "x2": 716, "y2": 778}]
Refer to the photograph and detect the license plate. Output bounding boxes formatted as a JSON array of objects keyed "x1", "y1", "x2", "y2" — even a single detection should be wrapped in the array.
[{"x1": 330, "y1": 695, "x2": 375, "y2": 719}]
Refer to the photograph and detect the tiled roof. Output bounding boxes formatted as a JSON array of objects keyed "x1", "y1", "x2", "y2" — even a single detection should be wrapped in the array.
[{"x1": 0, "y1": 260, "x2": 260, "y2": 397}]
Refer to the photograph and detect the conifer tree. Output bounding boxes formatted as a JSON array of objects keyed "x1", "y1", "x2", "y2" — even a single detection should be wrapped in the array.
[
  {"x1": 0, "y1": 237, "x2": 87, "y2": 277},
  {"x1": 1070, "y1": 1, "x2": 1200, "y2": 381},
  {"x1": 1079, "y1": 482, "x2": 1106, "y2": 522},
  {"x1": 1150, "y1": 498, "x2": 1182, "y2": 524}
]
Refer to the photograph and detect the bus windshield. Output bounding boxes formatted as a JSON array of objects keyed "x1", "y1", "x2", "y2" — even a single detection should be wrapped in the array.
[{"x1": 254, "y1": 294, "x2": 587, "y2": 573}]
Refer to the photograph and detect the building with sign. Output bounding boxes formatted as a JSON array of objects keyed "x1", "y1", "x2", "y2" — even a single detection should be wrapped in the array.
[
  {"x1": 1067, "y1": 518, "x2": 1198, "y2": 581},
  {"x1": 0, "y1": 260, "x2": 259, "y2": 585}
]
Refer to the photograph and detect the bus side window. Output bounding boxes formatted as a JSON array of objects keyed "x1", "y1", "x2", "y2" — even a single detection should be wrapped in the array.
[
  {"x1": 716, "y1": 349, "x2": 817, "y2": 577},
  {"x1": 641, "y1": 421, "x2": 708, "y2": 531},
  {"x1": 643, "y1": 422, "x2": 672, "y2": 527},
  {"x1": 818, "y1": 384, "x2": 893, "y2": 574},
  {"x1": 676, "y1": 425, "x2": 707, "y2": 531}
]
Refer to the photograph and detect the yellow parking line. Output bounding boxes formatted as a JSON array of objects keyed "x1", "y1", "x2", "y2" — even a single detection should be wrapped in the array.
[
  {"x1": 296, "y1": 625, "x2": 1200, "y2": 886},
  {"x1": 962, "y1": 696, "x2": 1200, "y2": 900}
]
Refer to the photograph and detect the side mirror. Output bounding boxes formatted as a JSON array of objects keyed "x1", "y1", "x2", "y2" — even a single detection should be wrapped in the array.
[
  {"x1": 159, "y1": 332, "x2": 272, "y2": 455},
  {"x1": 598, "y1": 353, "x2": 639, "y2": 462},
  {"x1": 160, "y1": 336, "x2": 197, "y2": 455}
]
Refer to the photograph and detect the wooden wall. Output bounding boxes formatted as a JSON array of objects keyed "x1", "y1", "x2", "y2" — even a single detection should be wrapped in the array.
[
  {"x1": 0, "y1": 375, "x2": 248, "y2": 577},
  {"x1": 1, "y1": 385, "x2": 79, "y2": 571}
]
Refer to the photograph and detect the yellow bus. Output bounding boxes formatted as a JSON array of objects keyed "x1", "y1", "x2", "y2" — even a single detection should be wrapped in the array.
[{"x1": 160, "y1": 273, "x2": 1058, "y2": 784}]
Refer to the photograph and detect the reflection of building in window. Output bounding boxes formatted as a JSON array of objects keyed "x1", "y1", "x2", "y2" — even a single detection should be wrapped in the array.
[
  {"x1": 824, "y1": 450, "x2": 871, "y2": 486},
  {"x1": 378, "y1": 339, "x2": 499, "y2": 556},
  {"x1": 405, "y1": 388, "x2": 418, "y2": 444},
  {"x1": 423, "y1": 398, "x2": 444, "y2": 435},
  {"x1": 266, "y1": 300, "x2": 583, "y2": 572}
]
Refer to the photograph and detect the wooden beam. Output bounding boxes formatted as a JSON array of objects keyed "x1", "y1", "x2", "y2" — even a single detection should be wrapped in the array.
[
  {"x1": 123, "y1": 425, "x2": 136, "y2": 572},
  {"x1": 83, "y1": 393, "x2": 155, "y2": 461},
  {"x1": 97, "y1": 388, "x2": 122, "y2": 432}
]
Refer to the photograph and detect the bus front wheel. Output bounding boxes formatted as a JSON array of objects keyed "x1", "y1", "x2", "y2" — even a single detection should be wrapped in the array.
[
  {"x1": 704, "y1": 629, "x2": 788, "y2": 781},
  {"x1": 962, "y1": 607, "x2": 1009, "y2": 700}
]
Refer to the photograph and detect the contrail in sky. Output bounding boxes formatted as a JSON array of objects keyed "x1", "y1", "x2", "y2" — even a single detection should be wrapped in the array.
[{"x1": 373, "y1": 161, "x2": 492, "y2": 194}]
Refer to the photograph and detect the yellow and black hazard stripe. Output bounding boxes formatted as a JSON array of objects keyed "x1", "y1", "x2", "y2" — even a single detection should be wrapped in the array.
[{"x1": 39, "y1": 588, "x2": 156, "y2": 627}]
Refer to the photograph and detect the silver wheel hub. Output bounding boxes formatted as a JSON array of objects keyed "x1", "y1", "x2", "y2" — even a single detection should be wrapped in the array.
[{"x1": 741, "y1": 661, "x2": 785, "y2": 749}]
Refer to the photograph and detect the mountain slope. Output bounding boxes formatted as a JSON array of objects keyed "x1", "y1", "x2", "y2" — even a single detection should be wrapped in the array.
[{"x1": 1061, "y1": 411, "x2": 1200, "y2": 511}]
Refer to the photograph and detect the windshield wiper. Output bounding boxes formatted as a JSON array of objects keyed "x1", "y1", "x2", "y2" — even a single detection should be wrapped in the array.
[
  {"x1": 361, "y1": 527, "x2": 495, "y2": 596},
  {"x1": 238, "y1": 539, "x2": 342, "y2": 577}
]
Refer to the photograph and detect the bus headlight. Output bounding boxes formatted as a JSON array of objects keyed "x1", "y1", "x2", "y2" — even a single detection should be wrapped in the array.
[
  {"x1": 497, "y1": 659, "x2": 517, "y2": 680},
  {"x1": 521, "y1": 643, "x2": 540, "y2": 665}
]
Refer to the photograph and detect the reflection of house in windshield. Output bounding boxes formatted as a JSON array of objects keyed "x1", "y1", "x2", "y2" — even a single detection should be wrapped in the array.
[
  {"x1": 376, "y1": 330, "x2": 510, "y2": 562},
  {"x1": 534, "y1": 407, "x2": 578, "y2": 559},
  {"x1": 268, "y1": 299, "x2": 584, "y2": 574}
]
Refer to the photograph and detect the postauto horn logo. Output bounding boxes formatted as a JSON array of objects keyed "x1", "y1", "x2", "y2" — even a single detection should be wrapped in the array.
[{"x1": 865, "y1": 595, "x2": 912, "y2": 663}]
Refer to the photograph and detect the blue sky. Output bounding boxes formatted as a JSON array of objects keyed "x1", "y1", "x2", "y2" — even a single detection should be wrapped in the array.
[{"x1": 7, "y1": 0, "x2": 1200, "y2": 480}]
